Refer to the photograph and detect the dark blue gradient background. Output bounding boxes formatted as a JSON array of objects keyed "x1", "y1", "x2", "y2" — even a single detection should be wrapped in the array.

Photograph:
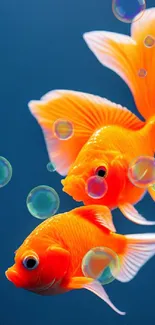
[{"x1": 0, "y1": 1, "x2": 155, "y2": 324}]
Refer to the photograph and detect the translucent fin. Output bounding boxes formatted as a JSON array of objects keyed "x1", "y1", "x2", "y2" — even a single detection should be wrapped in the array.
[
  {"x1": 28, "y1": 90, "x2": 144, "y2": 175},
  {"x1": 84, "y1": 8, "x2": 155, "y2": 120},
  {"x1": 119, "y1": 203, "x2": 155, "y2": 225},
  {"x1": 84, "y1": 280, "x2": 125, "y2": 315},
  {"x1": 116, "y1": 233, "x2": 155, "y2": 282}
]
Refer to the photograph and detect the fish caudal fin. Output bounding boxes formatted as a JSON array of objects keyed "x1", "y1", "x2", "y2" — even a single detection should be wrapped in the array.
[
  {"x1": 119, "y1": 203, "x2": 155, "y2": 226},
  {"x1": 84, "y1": 8, "x2": 155, "y2": 121},
  {"x1": 28, "y1": 90, "x2": 143, "y2": 176},
  {"x1": 67, "y1": 276, "x2": 125, "y2": 315},
  {"x1": 116, "y1": 233, "x2": 155, "y2": 283}
]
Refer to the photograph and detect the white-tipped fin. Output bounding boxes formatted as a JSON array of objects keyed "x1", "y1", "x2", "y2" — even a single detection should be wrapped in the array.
[
  {"x1": 119, "y1": 203, "x2": 155, "y2": 225},
  {"x1": 74, "y1": 205, "x2": 116, "y2": 233},
  {"x1": 84, "y1": 281, "x2": 125, "y2": 315},
  {"x1": 116, "y1": 233, "x2": 155, "y2": 283}
]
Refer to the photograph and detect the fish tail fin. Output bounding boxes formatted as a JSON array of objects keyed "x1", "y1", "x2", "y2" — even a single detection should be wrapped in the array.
[
  {"x1": 83, "y1": 8, "x2": 155, "y2": 121},
  {"x1": 116, "y1": 233, "x2": 155, "y2": 283}
]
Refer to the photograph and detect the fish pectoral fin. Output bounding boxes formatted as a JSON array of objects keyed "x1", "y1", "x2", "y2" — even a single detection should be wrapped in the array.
[
  {"x1": 67, "y1": 277, "x2": 125, "y2": 315},
  {"x1": 66, "y1": 276, "x2": 93, "y2": 289},
  {"x1": 116, "y1": 233, "x2": 155, "y2": 283},
  {"x1": 119, "y1": 203, "x2": 155, "y2": 225},
  {"x1": 148, "y1": 187, "x2": 155, "y2": 201},
  {"x1": 74, "y1": 205, "x2": 116, "y2": 232},
  {"x1": 28, "y1": 90, "x2": 143, "y2": 176}
]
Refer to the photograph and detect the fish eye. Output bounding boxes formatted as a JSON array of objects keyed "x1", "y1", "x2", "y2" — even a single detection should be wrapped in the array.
[
  {"x1": 95, "y1": 166, "x2": 107, "y2": 178},
  {"x1": 22, "y1": 255, "x2": 39, "y2": 270}
]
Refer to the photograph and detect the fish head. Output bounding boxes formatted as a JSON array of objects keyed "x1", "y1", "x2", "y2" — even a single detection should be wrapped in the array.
[
  {"x1": 5, "y1": 236, "x2": 71, "y2": 295},
  {"x1": 62, "y1": 150, "x2": 127, "y2": 208}
]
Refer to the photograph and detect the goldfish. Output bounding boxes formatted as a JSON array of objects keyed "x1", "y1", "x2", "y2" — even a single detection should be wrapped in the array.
[
  {"x1": 28, "y1": 8, "x2": 155, "y2": 226},
  {"x1": 5, "y1": 205, "x2": 155, "y2": 315},
  {"x1": 6, "y1": 205, "x2": 155, "y2": 315}
]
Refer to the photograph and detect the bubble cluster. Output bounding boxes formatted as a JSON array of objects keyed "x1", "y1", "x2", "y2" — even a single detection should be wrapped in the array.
[
  {"x1": 0, "y1": 156, "x2": 12, "y2": 188},
  {"x1": 86, "y1": 176, "x2": 108, "y2": 199},
  {"x1": 144, "y1": 35, "x2": 155, "y2": 48},
  {"x1": 112, "y1": 0, "x2": 146, "y2": 23},
  {"x1": 53, "y1": 119, "x2": 74, "y2": 140},
  {"x1": 128, "y1": 156, "x2": 155, "y2": 188},
  {"x1": 46, "y1": 162, "x2": 56, "y2": 172},
  {"x1": 82, "y1": 247, "x2": 120, "y2": 285},
  {"x1": 138, "y1": 68, "x2": 147, "y2": 78},
  {"x1": 26, "y1": 185, "x2": 60, "y2": 219}
]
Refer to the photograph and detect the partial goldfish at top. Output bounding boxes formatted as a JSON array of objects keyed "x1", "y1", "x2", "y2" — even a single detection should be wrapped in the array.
[
  {"x1": 28, "y1": 8, "x2": 155, "y2": 226},
  {"x1": 5, "y1": 205, "x2": 155, "y2": 315}
]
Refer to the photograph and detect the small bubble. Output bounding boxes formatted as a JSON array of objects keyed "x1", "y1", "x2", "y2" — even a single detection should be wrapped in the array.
[
  {"x1": 112, "y1": 0, "x2": 146, "y2": 23},
  {"x1": 82, "y1": 247, "x2": 120, "y2": 285},
  {"x1": 138, "y1": 68, "x2": 147, "y2": 78},
  {"x1": 86, "y1": 176, "x2": 108, "y2": 199},
  {"x1": 26, "y1": 185, "x2": 60, "y2": 219},
  {"x1": 128, "y1": 156, "x2": 155, "y2": 188},
  {"x1": 144, "y1": 35, "x2": 155, "y2": 48},
  {"x1": 53, "y1": 119, "x2": 74, "y2": 140},
  {"x1": 0, "y1": 156, "x2": 12, "y2": 188},
  {"x1": 152, "y1": 184, "x2": 155, "y2": 191},
  {"x1": 46, "y1": 162, "x2": 56, "y2": 172}
]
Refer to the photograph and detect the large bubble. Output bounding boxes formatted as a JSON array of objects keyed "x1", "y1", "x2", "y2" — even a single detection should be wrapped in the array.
[
  {"x1": 112, "y1": 0, "x2": 146, "y2": 23},
  {"x1": 85, "y1": 176, "x2": 108, "y2": 199},
  {"x1": 26, "y1": 185, "x2": 60, "y2": 219},
  {"x1": 0, "y1": 156, "x2": 12, "y2": 188},
  {"x1": 82, "y1": 247, "x2": 120, "y2": 285},
  {"x1": 128, "y1": 156, "x2": 155, "y2": 188}
]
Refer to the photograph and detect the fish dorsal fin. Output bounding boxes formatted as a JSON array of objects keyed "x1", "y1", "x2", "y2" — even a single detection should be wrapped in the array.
[
  {"x1": 73, "y1": 205, "x2": 116, "y2": 233},
  {"x1": 28, "y1": 90, "x2": 144, "y2": 176}
]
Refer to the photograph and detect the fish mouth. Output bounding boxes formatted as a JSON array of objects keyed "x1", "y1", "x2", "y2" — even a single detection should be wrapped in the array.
[
  {"x1": 61, "y1": 176, "x2": 86, "y2": 202},
  {"x1": 5, "y1": 268, "x2": 23, "y2": 288},
  {"x1": 6, "y1": 267, "x2": 57, "y2": 293}
]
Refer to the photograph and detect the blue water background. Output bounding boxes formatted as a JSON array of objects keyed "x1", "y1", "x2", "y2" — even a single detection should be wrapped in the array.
[{"x1": 0, "y1": 1, "x2": 155, "y2": 324}]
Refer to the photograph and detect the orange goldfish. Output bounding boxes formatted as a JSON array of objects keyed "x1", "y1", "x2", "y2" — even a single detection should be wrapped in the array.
[
  {"x1": 28, "y1": 8, "x2": 155, "y2": 226},
  {"x1": 5, "y1": 205, "x2": 155, "y2": 315}
]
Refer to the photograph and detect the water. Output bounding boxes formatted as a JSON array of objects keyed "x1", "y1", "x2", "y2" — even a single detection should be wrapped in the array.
[{"x1": 1, "y1": 1, "x2": 155, "y2": 325}]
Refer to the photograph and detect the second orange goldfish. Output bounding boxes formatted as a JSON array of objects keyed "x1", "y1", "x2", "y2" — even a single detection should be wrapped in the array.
[
  {"x1": 5, "y1": 205, "x2": 155, "y2": 315},
  {"x1": 28, "y1": 8, "x2": 155, "y2": 226}
]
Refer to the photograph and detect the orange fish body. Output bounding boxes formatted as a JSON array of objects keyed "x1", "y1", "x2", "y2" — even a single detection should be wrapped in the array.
[
  {"x1": 5, "y1": 205, "x2": 155, "y2": 315},
  {"x1": 28, "y1": 8, "x2": 155, "y2": 226},
  {"x1": 64, "y1": 123, "x2": 154, "y2": 208}
]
